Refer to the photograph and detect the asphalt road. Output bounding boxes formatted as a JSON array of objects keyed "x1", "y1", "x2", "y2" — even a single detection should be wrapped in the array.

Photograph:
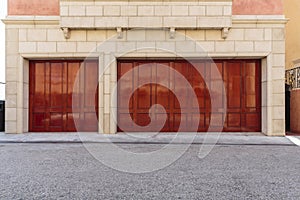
[{"x1": 0, "y1": 143, "x2": 299, "y2": 199}]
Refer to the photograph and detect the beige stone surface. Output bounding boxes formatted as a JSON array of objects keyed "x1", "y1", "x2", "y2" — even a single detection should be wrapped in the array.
[
  {"x1": 272, "y1": 119, "x2": 285, "y2": 135},
  {"x1": 226, "y1": 29, "x2": 244, "y2": 40},
  {"x1": 196, "y1": 41, "x2": 215, "y2": 52},
  {"x1": 215, "y1": 41, "x2": 234, "y2": 52},
  {"x1": 272, "y1": 54, "x2": 285, "y2": 67},
  {"x1": 272, "y1": 67, "x2": 285, "y2": 80},
  {"x1": 272, "y1": 28, "x2": 285, "y2": 41},
  {"x1": 254, "y1": 41, "x2": 272, "y2": 52},
  {"x1": 60, "y1": 6, "x2": 69, "y2": 16},
  {"x1": 245, "y1": 29, "x2": 264, "y2": 41},
  {"x1": 5, "y1": 122, "x2": 17, "y2": 133},
  {"x1": 206, "y1": 5, "x2": 223, "y2": 16},
  {"x1": 235, "y1": 41, "x2": 254, "y2": 52},
  {"x1": 56, "y1": 42, "x2": 77, "y2": 53},
  {"x1": 7, "y1": 42, "x2": 19, "y2": 55},
  {"x1": 121, "y1": 5, "x2": 137, "y2": 16},
  {"x1": 272, "y1": 41, "x2": 285, "y2": 54},
  {"x1": 103, "y1": 5, "x2": 120, "y2": 16},
  {"x1": 37, "y1": 42, "x2": 56, "y2": 53},
  {"x1": 5, "y1": 108, "x2": 17, "y2": 121},
  {"x1": 3, "y1": 5, "x2": 287, "y2": 135},
  {"x1": 138, "y1": 6, "x2": 155, "y2": 16},
  {"x1": 264, "y1": 29, "x2": 272, "y2": 40},
  {"x1": 69, "y1": 5, "x2": 85, "y2": 16},
  {"x1": 76, "y1": 42, "x2": 97, "y2": 52},
  {"x1": 186, "y1": 30, "x2": 205, "y2": 41},
  {"x1": 86, "y1": 6, "x2": 103, "y2": 16},
  {"x1": 87, "y1": 30, "x2": 106, "y2": 41},
  {"x1": 272, "y1": 80, "x2": 285, "y2": 94},
  {"x1": 172, "y1": 5, "x2": 189, "y2": 16},
  {"x1": 60, "y1": 1, "x2": 232, "y2": 29}
]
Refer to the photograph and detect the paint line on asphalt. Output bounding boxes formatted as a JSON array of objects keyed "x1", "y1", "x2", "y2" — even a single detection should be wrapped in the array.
[{"x1": 286, "y1": 136, "x2": 300, "y2": 146}]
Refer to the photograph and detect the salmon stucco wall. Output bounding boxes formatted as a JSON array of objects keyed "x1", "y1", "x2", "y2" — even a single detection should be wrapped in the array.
[
  {"x1": 290, "y1": 89, "x2": 300, "y2": 133},
  {"x1": 284, "y1": 0, "x2": 300, "y2": 69},
  {"x1": 8, "y1": 0, "x2": 59, "y2": 16},
  {"x1": 232, "y1": 0, "x2": 283, "y2": 15}
]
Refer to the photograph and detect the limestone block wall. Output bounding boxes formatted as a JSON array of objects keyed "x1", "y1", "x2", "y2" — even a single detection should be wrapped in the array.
[
  {"x1": 3, "y1": 0, "x2": 287, "y2": 136},
  {"x1": 60, "y1": 0, "x2": 232, "y2": 29},
  {"x1": 3, "y1": 16, "x2": 286, "y2": 135}
]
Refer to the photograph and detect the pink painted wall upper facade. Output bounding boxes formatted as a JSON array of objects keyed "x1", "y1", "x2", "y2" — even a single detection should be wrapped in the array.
[
  {"x1": 232, "y1": 0, "x2": 283, "y2": 15},
  {"x1": 7, "y1": 0, "x2": 283, "y2": 16},
  {"x1": 8, "y1": 0, "x2": 59, "y2": 16}
]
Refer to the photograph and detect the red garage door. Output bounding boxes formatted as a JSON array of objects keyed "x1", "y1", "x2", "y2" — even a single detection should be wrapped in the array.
[
  {"x1": 29, "y1": 60, "x2": 98, "y2": 132},
  {"x1": 117, "y1": 60, "x2": 261, "y2": 132}
]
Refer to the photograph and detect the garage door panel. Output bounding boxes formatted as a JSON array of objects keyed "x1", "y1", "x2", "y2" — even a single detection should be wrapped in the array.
[
  {"x1": 245, "y1": 113, "x2": 261, "y2": 129},
  {"x1": 245, "y1": 95, "x2": 256, "y2": 108},
  {"x1": 67, "y1": 62, "x2": 80, "y2": 108},
  {"x1": 32, "y1": 113, "x2": 46, "y2": 127},
  {"x1": 118, "y1": 60, "x2": 261, "y2": 132},
  {"x1": 30, "y1": 60, "x2": 99, "y2": 132},
  {"x1": 136, "y1": 113, "x2": 151, "y2": 127},
  {"x1": 174, "y1": 113, "x2": 187, "y2": 131},
  {"x1": 49, "y1": 112, "x2": 63, "y2": 127},
  {"x1": 156, "y1": 85, "x2": 170, "y2": 109},
  {"x1": 174, "y1": 94, "x2": 189, "y2": 109},
  {"x1": 156, "y1": 63, "x2": 170, "y2": 87},
  {"x1": 49, "y1": 63, "x2": 64, "y2": 108},
  {"x1": 156, "y1": 113, "x2": 170, "y2": 132},
  {"x1": 226, "y1": 64, "x2": 242, "y2": 109},
  {"x1": 191, "y1": 63, "x2": 206, "y2": 109},
  {"x1": 138, "y1": 63, "x2": 152, "y2": 82},
  {"x1": 84, "y1": 62, "x2": 99, "y2": 108},
  {"x1": 227, "y1": 113, "x2": 241, "y2": 127},
  {"x1": 191, "y1": 113, "x2": 206, "y2": 129},
  {"x1": 66, "y1": 113, "x2": 76, "y2": 129},
  {"x1": 206, "y1": 62, "x2": 223, "y2": 81},
  {"x1": 33, "y1": 63, "x2": 47, "y2": 107},
  {"x1": 245, "y1": 63, "x2": 259, "y2": 109},
  {"x1": 84, "y1": 113, "x2": 99, "y2": 129},
  {"x1": 119, "y1": 94, "x2": 133, "y2": 109},
  {"x1": 137, "y1": 86, "x2": 151, "y2": 109},
  {"x1": 210, "y1": 81, "x2": 224, "y2": 109}
]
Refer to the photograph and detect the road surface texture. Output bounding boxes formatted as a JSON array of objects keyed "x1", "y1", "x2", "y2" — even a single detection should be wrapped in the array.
[{"x1": 0, "y1": 143, "x2": 299, "y2": 199}]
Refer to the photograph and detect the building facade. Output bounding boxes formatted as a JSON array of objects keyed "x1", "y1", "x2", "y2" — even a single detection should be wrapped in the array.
[{"x1": 3, "y1": 0, "x2": 287, "y2": 135}]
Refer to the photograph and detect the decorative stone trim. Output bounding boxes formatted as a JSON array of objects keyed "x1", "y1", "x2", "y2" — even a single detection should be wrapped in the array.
[
  {"x1": 62, "y1": 27, "x2": 71, "y2": 39},
  {"x1": 2, "y1": 16, "x2": 60, "y2": 25},
  {"x1": 116, "y1": 27, "x2": 123, "y2": 39},
  {"x1": 59, "y1": 0, "x2": 232, "y2": 29},
  {"x1": 221, "y1": 27, "x2": 229, "y2": 39},
  {"x1": 232, "y1": 15, "x2": 288, "y2": 24}
]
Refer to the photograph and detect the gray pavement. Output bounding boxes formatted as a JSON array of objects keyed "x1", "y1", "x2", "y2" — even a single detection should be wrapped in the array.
[
  {"x1": 0, "y1": 132, "x2": 297, "y2": 146},
  {"x1": 0, "y1": 143, "x2": 299, "y2": 199}
]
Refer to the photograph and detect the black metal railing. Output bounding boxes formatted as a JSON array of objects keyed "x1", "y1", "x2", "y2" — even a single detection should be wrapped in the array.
[{"x1": 285, "y1": 67, "x2": 300, "y2": 89}]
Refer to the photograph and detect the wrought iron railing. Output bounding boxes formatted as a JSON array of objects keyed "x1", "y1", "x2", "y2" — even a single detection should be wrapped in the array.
[{"x1": 285, "y1": 67, "x2": 300, "y2": 89}]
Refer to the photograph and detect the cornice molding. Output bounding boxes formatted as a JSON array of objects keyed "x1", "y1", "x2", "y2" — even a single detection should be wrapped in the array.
[
  {"x1": 232, "y1": 15, "x2": 288, "y2": 24},
  {"x1": 2, "y1": 16, "x2": 60, "y2": 25}
]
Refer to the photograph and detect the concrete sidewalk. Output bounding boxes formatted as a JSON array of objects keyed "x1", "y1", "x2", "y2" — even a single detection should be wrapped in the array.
[{"x1": 0, "y1": 132, "x2": 297, "y2": 146}]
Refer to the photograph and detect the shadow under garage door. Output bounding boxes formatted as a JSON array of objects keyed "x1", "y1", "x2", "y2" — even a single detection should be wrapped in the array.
[
  {"x1": 29, "y1": 60, "x2": 99, "y2": 132},
  {"x1": 117, "y1": 60, "x2": 261, "y2": 132}
]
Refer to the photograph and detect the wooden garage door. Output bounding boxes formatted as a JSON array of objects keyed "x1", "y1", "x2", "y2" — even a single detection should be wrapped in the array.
[
  {"x1": 29, "y1": 60, "x2": 98, "y2": 132},
  {"x1": 117, "y1": 60, "x2": 261, "y2": 132}
]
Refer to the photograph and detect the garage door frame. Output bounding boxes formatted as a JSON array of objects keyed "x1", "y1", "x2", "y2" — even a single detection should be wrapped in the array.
[
  {"x1": 29, "y1": 60, "x2": 99, "y2": 132},
  {"x1": 117, "y1": 59, "x2": 262, "y2": 132}
]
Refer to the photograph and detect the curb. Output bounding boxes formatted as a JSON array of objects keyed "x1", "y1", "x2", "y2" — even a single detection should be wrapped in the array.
[{"x1": 0, "y1": 133, "x2": 296, "y2": 146}]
